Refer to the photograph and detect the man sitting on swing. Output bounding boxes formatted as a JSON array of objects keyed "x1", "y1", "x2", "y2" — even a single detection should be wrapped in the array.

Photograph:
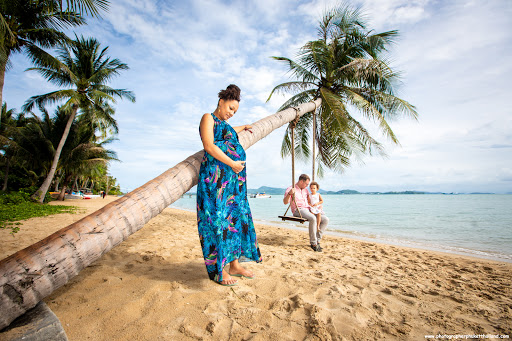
[{"x1": 283, "y1": 174, "x2": 330, "y2": 252}]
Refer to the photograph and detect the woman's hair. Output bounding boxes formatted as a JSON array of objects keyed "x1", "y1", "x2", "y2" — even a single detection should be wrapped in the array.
[
  {"x1": 310, "y1": 181, "x2": 319, "y2": 189},
  {"x1": 218, "y1": 84, "x2": 241, "y2": 102}
]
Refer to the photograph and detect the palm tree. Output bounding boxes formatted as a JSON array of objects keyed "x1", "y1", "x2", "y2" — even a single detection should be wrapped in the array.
[
  {"x1": 55, "y1": 114, "x2": 118, "y2": 200},
  {"x1": 0, "y1": 0, "x2": 110, "y2": 108},
  {"x1": 0, "y1": 99, "x2": 320, "y2": 330},
  {"x1": 267, "y1": 4, "x2": 418, "y2": 179},
  {"x1": 22, "y1": 36, "x2": 135, "y2": 203},
  {"x1": 18, "y1": 109, "x2": 64, "y2": 187}
]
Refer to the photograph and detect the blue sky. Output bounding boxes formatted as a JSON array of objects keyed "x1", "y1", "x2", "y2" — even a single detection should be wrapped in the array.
[{"x1": 5, "y1": 0, "x2": 512, "y2": 193}]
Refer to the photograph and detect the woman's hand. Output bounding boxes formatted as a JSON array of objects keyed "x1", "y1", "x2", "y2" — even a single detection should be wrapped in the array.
[
  {"x1": 234, "y1": 124, "x2": 253, "y2": 133},
  {"x1": 231, "y1": 161, "x2": 246, "y2": 174}
]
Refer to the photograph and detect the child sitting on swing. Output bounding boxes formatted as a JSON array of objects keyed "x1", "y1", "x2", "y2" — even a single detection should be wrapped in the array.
[{"x1": 308, "y1": 182, "x2": 324, "y2": 232}]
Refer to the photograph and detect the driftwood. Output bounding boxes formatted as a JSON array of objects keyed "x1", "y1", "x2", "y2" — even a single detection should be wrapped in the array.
[{"x1": 0, "y1": 99, "x2": 321, "y2": 330}]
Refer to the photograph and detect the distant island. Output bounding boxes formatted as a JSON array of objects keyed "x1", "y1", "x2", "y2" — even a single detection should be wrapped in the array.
[
  {"x1": 184, "y1": 186, "x2": 498, "y2": 196},
  {"x1": 245, "y1": 186, "x2": 496, "y2": 195}
]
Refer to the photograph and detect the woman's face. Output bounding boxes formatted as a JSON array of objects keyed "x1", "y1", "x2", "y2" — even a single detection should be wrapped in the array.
[{"x1": 217, "y1": 99, "x2": 239, "y2": 121}]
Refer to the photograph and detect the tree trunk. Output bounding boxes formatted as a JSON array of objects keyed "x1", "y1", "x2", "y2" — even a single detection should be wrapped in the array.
[
  {"x1": 31, "y1": 105, "x2": 78, "y2": 203},
  {"x1": 58, "y1": 185, "x2": 67, "y2": 201},
  {"x1": 58, "y1": 175, "x2": 72, "y2": 201},
  {"x1": 53, "y1": 171, "x2": 61, "y2": 192},
  {"x1": 83, "y1": 178, "x2": 89, "y2": 190},
  {"x1": 105, "y1": 177, "x2": 111, "y2": 197},
  {"x1": 0, "y1": 99, "x2": 321, "y2": 330},
  {"x1": 2, "y1": 156, "x2": 10, "y2": 192},
  {"x1": 72, "y1": 176, "x2": 79, "y2": 193},
  {"x1": 312, "y1": 109, "x2": 316, "y2": 181},
  {"x1": 0, "y1": 58, "x2": 7, "y2": 122}
]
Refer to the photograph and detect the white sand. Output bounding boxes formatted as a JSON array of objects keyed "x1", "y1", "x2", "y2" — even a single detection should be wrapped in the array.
[{"x1": 1, "y1": 198, "x2": 511, "y2": 340}]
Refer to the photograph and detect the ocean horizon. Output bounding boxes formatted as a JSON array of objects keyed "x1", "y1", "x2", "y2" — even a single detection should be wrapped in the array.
[{"x1": 171, "y1": 193, "x2": 512, "y2": 263}]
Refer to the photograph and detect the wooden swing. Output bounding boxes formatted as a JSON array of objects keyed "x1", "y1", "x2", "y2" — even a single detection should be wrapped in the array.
[{"x1": 278, "y1": 107, "x2": 309, "y2": 224}]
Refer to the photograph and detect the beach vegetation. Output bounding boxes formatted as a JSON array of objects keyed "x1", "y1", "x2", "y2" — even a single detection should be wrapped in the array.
[
  {"x1": 50, "y1": 108, "x2": 119, "y2": 200},
  {"x1": 0, "y1": 103, "x2": 118, "y2": 232},
  {"x1": 22, "y1": 35, "x2": 135, "y2": 203},
  {"x1": 0, "y1": 187, "x2": 74, "y2": 234},
  {"x1": 0, "y1": 103, "x2": 29, "y2": 192},
  {"x1": 267, "y1": 3, "x2": 418, "y2": 177}
]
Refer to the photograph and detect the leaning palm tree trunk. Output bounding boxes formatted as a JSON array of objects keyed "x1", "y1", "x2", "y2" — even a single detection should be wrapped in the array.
[
  {"x1": 0, "y1": 99, "x2": 321, "y2": 330},
  {"x1": 31, "y1": 106, "x2": 78, "y2": 203}
]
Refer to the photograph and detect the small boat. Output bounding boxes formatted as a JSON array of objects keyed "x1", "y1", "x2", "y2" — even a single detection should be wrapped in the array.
[
  {"x1": 253, "y1": 192, "x2": 271, "y2": 198},
  {"x1": 83, "y1": 194, "x2": 102, "y2": 199}
]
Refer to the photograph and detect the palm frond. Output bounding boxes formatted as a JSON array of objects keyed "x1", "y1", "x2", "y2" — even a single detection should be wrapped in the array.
[
  {"x1": 270, "y1": 56, "x2": 319, "y2": 84},
  {"x1": 332, "y1": 58, "x2": 398, "y2": 94},
  {"x1": 25, "y1": 44, "x2": 77, "y2": 85},
  {"x1": 319, "y1": 87, "x2": 350, "y2": 132},
  {"x1": 298, "y1": 40, "x2": 333, "y2": 81},
  {"x1": 46, "y1": 10, "x2": 86, "y2": 29},
  {"x1": 363, "y1": 30, "x2": 400, "y2": 58},
  {"x1": 22, "y1": 90, "x2": 78, "y2": 112},
  {"x1": 344, "y1": 88, "x2": 398, "y2": 143},
  {"x1": 89, "y1": 61, "x2": 129, "y2": 85},
  {"x1": 276, "y1": 89, "x2": 317, "y2": 112},
  {"x1": 266, "y1": 81, "x2": 316, "y2": 102},
  {"x1": 90, "y1": 86, "x2": 135, "y2": 103},
  {"x1": 280, "y1": 129, "x2": 291, "y2": 159},
  {"x1": 348, "y1": 87, "x2": 418, "y2": 121},
  {"x1": 64, "y1": 0, "x2": 110, "y2": 18}
]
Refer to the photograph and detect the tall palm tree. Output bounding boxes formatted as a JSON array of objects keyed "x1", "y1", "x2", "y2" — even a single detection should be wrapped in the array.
[
  {"x1": 0, "y1": 99, "x2": 320, "y2": 330},
  {"x1": 0, "y1": 0, "x2": 110, "y2": 107},
  {"x1": 267, "y1": 4, "x2": 418, "y2": 178},
  {"x1": 22, "y1": 36, "x2": 135, "y2": 203}
]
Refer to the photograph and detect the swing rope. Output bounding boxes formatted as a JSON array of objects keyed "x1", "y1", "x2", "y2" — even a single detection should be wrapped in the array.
[
  {"x1": 279, "y1": 106, "x2": 307, "y2": 223},
  {"x1": 311, "y1": 100, "x2": 318, "y2": 181}
]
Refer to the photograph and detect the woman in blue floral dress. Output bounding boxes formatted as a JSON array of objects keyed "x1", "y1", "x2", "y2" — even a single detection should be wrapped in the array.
[{"x1": 197, "y1": 84, "x2": 262, "y2": 286}]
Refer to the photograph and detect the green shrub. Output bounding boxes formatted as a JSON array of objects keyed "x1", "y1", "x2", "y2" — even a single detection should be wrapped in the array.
[
  {"x1": 0, "y1": 192, "x2": 27, "y2": 205},
  {"x1": 0, "y1": 190, "x2": 77, "y2": 234}
]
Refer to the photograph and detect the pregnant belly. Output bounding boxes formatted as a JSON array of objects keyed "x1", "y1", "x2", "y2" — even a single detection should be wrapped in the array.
[{"x1": 217, "y1": 141, "x2": 245, "y2": 161}]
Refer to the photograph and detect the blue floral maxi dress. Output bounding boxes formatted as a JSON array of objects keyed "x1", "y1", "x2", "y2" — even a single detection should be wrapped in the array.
[{"x1": 197, "y1": 113, "x2": 262, "y2": 283}]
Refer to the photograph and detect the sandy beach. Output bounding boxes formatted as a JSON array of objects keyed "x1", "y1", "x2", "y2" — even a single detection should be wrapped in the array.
[{"x1": 1, "y1": 198, "x2": 511, "y2": 340}]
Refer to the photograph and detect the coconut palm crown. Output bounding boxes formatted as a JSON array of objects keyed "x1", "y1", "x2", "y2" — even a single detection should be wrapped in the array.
[
  {"x1": 22, "y1": 35, "x2": 134, "y2": 202},
  {"x1": 267, "y1": 4, "x2": 418, "y2": 177},
  {"x1": 0, "y1": 0, "x2": 110, "y2": 109}
]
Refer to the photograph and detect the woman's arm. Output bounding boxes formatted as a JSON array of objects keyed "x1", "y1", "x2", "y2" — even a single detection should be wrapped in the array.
[
  {"x1": 200, "y1": 114, "x2": 245, "y2": 173},
  {"x1": 233, "y1": 124, "x2": 252, "y2": 133}
]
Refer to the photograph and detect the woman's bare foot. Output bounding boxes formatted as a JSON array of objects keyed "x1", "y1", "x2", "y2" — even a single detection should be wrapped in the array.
[
  {"x1": 220, "y1": 269, "x2": 238, "y2": 286},
  {"x1": 228, "y1": 259, "x2": 254, "y2": 278}
]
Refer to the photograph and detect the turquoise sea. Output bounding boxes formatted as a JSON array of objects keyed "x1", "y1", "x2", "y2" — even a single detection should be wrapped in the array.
[{"x1": 171, "y1": 194, "x2": 512, "y2": 262}]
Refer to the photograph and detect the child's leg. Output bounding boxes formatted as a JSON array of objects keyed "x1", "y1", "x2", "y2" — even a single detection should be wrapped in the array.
[{"x1": 316, "y1": 213, "x2": 321, "y2": 229}]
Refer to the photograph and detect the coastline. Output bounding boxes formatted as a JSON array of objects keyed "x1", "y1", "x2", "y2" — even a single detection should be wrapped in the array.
[
  {"x1": 1, "y1": 200, "x2": 511, "y2": 340},
  {"x1": 173, "y1": 203, "x2": 512, "y2": 264}
]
